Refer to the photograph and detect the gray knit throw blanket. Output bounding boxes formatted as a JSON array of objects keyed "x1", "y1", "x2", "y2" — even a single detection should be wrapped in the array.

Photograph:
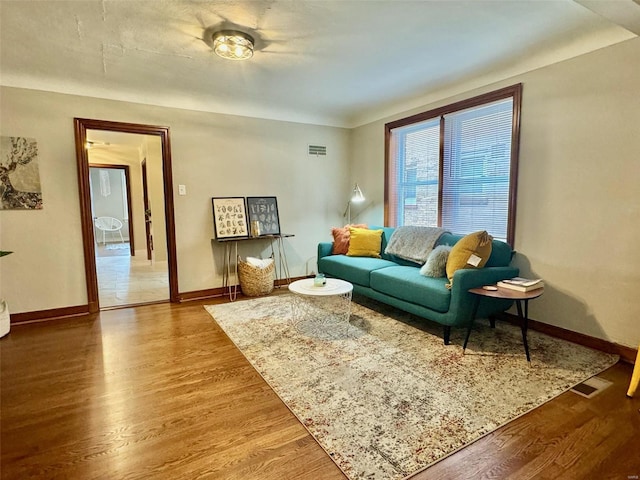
[{"x1": 384, "y1": 226, "x2": 450, "y2": 264}]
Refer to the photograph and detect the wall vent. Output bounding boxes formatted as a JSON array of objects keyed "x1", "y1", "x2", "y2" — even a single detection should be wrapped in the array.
[{"x1": 308, "y1": 145, "x2": 327, "y2": 156}]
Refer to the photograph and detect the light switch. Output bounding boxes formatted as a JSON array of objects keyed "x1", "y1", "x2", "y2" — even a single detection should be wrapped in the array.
[{"x1": 178, "y1": 184, "x2": 187, "y2": 196}]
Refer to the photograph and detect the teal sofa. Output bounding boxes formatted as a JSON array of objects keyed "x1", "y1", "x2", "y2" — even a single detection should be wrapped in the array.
[{"x1": 317, "y1": 226, "x2": 519, "y2": 344}]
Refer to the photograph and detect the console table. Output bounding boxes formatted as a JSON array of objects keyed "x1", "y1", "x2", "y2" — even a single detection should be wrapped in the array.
[
  {"x1": 466, "y1": 285, "x2": 544, "y2": 362},
  {"x1": 216, "y1": 234, "x2": 294, "y2": 301}
]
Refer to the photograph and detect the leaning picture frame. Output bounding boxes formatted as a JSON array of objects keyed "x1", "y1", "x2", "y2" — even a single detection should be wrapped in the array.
[
  {"x1": 246, "y1": 196, "x2": 280, "y2": 236},
  {"x1": 211, "y1": 197, "x2": 249, "y2": 239}
]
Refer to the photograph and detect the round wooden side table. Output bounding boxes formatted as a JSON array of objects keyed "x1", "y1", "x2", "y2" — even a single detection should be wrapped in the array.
[{"x1": 467, "y1": 285, "x2": 544, "y2": 362}]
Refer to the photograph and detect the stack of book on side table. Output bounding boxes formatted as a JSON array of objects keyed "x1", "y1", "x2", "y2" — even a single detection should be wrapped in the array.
[{"x1": 497, "y1": 277, "x2": 544, "y2": 292}]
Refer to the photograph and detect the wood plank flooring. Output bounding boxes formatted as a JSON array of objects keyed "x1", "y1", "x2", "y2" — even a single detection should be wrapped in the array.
[{"x1": 1, "y1": 296, "x2": 639, "y2": 479}]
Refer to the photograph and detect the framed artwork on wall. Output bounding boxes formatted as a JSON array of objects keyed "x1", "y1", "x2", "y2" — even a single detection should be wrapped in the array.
[
  {"x1": 0, "y1": 136, "x2": 43, "y2": 210},
  {"x1": 212, "y1": 197, "x2": 249, "y2": 239},
  {"x1": 246, "y1": 196, "x2": 280, "y2": 236}
]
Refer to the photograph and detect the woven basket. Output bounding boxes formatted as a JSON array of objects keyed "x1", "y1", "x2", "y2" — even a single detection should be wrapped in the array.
[{"x1": 237, "y1": 257, "x2": 275, "y2": 297}]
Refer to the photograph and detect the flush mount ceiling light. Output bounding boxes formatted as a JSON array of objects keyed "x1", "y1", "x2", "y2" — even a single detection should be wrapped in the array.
[{"x1": 212, "y1": 30, "x2": 254, "y2": 60}]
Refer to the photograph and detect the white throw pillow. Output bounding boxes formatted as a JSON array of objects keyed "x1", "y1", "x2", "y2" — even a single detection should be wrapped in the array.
[
  {"x1": 246, "y1": 257, "x2": 274, "y2": 269},
  {"x1": 420, "y1": 245, "x2": 452, "y2": 278}
]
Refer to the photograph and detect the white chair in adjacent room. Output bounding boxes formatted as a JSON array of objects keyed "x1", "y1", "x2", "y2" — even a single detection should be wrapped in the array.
[{"x1": 95, "y1": 216, "x2": 124, "y2": 245}]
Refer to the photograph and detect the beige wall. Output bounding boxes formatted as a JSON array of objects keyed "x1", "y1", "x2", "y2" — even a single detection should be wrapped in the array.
[
  {"x1": 350, "y1": 37, "x2": 640, "y2": 348},
  {"x1": 0, "y1": 89, "x2": 350, "y2": 312},
  {"x1": 3, "y1": 37, "x2": 638, "y2": 350}
]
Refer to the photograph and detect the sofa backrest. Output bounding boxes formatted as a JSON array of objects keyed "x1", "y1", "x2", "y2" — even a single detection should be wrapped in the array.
[
  {"x1": 371, "y1": 226, "x2": 424, "y2": 267},
  {"x1": 436, "y1": 232, "x2": 513, "y2": 267},
  {"x1": 370, "y1": 226, "x2": 513, "y2": 267},
  {"x1": 373, "y1": 226, "x2": 394, "y2": 258}
]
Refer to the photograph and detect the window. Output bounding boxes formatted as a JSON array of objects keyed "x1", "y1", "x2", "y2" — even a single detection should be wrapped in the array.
[{"x1": 385, "y1": 84, "x2": 521, "y2": 245}]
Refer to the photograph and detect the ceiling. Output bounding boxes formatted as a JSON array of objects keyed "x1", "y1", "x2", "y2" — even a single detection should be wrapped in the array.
[
  {"x1": 1, "y1": 1, "x2": 639, "y2": 128},
  {"x1": 85, "y1": 131, "x2": 147, "y2": 155}
]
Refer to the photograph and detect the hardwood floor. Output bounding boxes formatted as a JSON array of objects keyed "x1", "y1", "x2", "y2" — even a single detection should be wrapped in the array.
[{"x1": 1, "y1": 297, "x2": 639, "y2": 480}]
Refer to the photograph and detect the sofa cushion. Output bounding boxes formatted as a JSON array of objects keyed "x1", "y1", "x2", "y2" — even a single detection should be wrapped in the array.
[
  {"x1": 445, "y1": 231, "x2": 493, "y2": 287},
  {"x1": 331, "y1": 223, "x2": 368, "y2": 255},
  {"x1": 370, "y1": 266, "x2": 451, "y2": 313},
  {"x1": 347, "y1": 227, "x2": 383, "y2": 258},
  {"x1": 319, "y1": 255, "x2": 397, "y2": 287},
  {"x1": 420, "y1": 245, "x2": 452, "y2": 278}
]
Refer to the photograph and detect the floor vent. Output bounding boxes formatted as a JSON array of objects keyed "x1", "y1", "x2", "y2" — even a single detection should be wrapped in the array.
[
  {"x1": 308, "y1": 145, "x2": 327, "y2": 156},
  {"x1": 570, "y1": 376, "x2": 612, "y2": 399}
]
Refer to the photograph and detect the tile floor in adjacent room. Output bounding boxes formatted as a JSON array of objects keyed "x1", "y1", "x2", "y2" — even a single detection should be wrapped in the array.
[{"x1": 95, "y1": 243, "x2": 169, "y2": 307}]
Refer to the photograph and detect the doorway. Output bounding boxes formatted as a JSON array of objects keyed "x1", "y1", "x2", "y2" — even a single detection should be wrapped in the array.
[
  {"x1": 88, "y1": 138, "x2": 168, "y2": 307},
  {"x1": 74, "y1": 119, "x2": 179, "y2": 313},
  {"x1": 89, "y1": 164, "x2": 135, "y2": 257}
]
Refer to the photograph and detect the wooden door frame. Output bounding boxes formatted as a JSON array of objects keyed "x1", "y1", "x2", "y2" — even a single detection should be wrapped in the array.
[
  {"x1": 89, "y1": 163, "x2": 136, "y2": 256},
  {"x1": 74, "y1": 118, "x2": 179, "y2": 313}
]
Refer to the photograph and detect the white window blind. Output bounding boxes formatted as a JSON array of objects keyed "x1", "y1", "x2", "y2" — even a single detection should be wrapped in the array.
[
  {"x1": 442, "y1": 98, "x2": 513, "y2": 241},
  {"x1": 391, "y1": 118, "x2": 440, "y2": 227}
]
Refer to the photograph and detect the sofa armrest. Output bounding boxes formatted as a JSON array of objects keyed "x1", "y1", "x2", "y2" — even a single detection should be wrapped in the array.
[
  {"x1": 318, "y1": 242, "x2": 333, "y2": 260},
  {"x1": 447, "y1": 266, "x2": 520, "y2": 326},
  {"x1": 451, "y1": 266, "x2": 519, "y2": 293}
]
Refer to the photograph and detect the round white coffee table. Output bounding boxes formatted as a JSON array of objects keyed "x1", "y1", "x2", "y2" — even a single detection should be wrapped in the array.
[{"x1": 288, "y1": 278, "x2": 354, "y2": 334}]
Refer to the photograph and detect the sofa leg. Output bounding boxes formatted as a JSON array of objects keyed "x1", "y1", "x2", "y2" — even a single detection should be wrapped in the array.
[
  {"x1": 443, "y1": 326, "x2": 451, "y2": 345},
  {"x1": 489, "y1": 315, "x2": 496, "y2": 328}
]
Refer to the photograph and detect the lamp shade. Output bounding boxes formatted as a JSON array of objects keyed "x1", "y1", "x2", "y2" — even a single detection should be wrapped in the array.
[
  {"x1": 351, "y1": 183, "x2": 365, "y2": 203},
  {"x1": 212, "y1": 30, "x2": 254, "y2": 60}
]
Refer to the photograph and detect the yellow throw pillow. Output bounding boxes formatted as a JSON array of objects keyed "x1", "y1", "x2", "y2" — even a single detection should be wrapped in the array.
[
  {"x1": 331, "y1": 223, "x2": 368, "y2": 255},
  {"x1": 347, "y1": 227, "x2": 383, "y2": 258},
  {"x1": 446, "y1": 230, "x2": 493, "y2": 288}
]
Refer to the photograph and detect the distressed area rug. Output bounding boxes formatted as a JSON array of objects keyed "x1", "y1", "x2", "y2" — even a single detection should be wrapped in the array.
[{"x1": 205, "y1": 295, "x2": 618, "y2": 480}]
